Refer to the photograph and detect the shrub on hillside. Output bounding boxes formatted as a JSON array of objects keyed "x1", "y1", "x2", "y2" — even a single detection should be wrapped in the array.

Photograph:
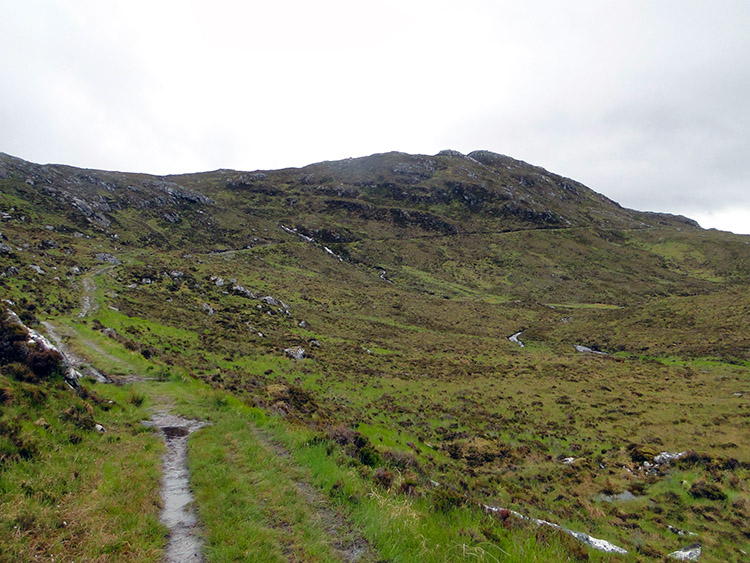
[
  {"x1": 431, "y1": 486, "x2": 466, "y2": 512},
  {"x1": 689, "y1": 480, "x2": 727, "y2": 501},
  {"x1": 326, "y1": 425, "x2": 382, "y2": 467},
  {"x1": 26, "y1": 347, "x2": 64, "y2": 380},
  {"x1": 0, "y1": 315, "x2": 29, "y2": 365},
  {"x1": 399, "y1": 471, "x2": 420, "y2": 496},
  {"x1": 0, "y1": 419, "x2": 38, "y2": 463},
  {"x1": 0, "y1": 385, "x2": 13, "y2": 405},
  {"x1": 2, "y1": 362, "x2": 35, "y2": 382},
  {"x1": 372, "y1": 467, "x2": 394, "y2": 489},
  {"x1": 328, "y1": 425, "x2": 368, "y2": 449},
  {"x1": 1, "y1": 310, "x2": 65, "y2": 382},
  {"x1": 383, "y1": 448, "x2": 419, "y2": 470},
  {"x1": 60, "y1": 403, "x2": 96, "y2": 431}
]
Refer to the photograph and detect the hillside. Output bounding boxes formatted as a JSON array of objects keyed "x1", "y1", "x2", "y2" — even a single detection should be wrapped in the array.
[{"x1": 1, "y1": 150, "x2": 748, "y2": 561}]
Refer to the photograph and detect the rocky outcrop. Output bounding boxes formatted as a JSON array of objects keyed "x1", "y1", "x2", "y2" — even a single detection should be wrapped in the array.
[
  {"x1": 482, "y1": 503, "x2": 628, "y2": 555},
  {"x1": 226, "y1": 174, "x2": 280, "y2": 195},
  {"x1": 2, "y1": 308, "x2": 83, "y2": 393},
  {"x1": 500, "y1": 203, "x2": 562, "y2": 226},
  {"x1": 0, "y1": 153, "x2": 214, "y2": 229},
  {"x1": 295, "y1": 226, "x2": 358, "y2": 244},
  {"x1": 574, "y1": 344, "x2": 607, "y2": 355},
  {"x1": 391, "y1": 158, "x2": 437, "y2": 183},
  {"x1": 284, "y1": 346, "x2": 305, "y2": 360},
  {"x1": 508, "y1": 331, "x2": 524, "y2": 347},
  {"x1": 145, "y1": 180, "x2": 213, "y2": 205},
  {"x1": 95, "y1": 253, "x2": 122, "y2": 265},
  {"x1": 667, "y1": 543, "x2": 701, "y2": 561},
  {"x1": 231, "y1": 284, "x2": 255, "y2": 298},
  {"x1": 437, "y1": 149, "x2": 464, "y2": 158},
  {"x1": 324, "y1": 199, "x2": 458, "y2": 234}
]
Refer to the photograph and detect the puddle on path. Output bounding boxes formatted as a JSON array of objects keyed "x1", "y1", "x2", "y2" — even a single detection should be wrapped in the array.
[{"x1": 145, "y1": 411, "x2": 208, "y2": 563}]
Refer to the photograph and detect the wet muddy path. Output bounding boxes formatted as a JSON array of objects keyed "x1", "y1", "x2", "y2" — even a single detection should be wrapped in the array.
[{"x1": 146, "y1": 411, "x2": 208, "y2": 563}]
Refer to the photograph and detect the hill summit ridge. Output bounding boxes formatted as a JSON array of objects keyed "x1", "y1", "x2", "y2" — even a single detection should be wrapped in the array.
[{"x1": 0, "y1": 149, "x2": 701, "y2": 241}]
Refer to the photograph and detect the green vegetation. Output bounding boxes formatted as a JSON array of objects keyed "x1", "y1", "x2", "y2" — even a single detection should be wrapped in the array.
[
  {"x1": 1, "y1": 150, "x2": 749, "y2": 560},
  {"x1": 0, "y1": 375, "x2": 164, "y2": 560}
]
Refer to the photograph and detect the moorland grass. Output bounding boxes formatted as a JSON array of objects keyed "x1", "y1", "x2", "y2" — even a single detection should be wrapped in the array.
[
  {"x1": 2, "y1": 152, "x2": 750, "y2": 561},
  {"x1": 0, "y1": 379, "x2": 165, "y2": 561}
]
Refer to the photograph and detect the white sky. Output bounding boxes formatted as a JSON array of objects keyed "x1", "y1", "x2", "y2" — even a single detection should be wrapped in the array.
[{"x1": 1, "y1": 1, "x2": 749, "y2": 234}]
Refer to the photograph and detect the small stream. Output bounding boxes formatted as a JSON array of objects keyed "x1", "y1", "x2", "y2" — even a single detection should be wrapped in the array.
[{"x1": 145, "y1": 411, "x2": 208, "y2": 563}]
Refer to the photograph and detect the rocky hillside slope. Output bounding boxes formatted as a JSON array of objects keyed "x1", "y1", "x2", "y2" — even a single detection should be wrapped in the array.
[{"x1": 1, "y1": 150, "x2": 749, "y2": 561}]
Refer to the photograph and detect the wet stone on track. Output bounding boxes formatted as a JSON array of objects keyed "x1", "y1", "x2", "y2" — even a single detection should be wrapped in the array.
[{"x1": 145, "y1": 411, "x2": 208, "y2": 563}]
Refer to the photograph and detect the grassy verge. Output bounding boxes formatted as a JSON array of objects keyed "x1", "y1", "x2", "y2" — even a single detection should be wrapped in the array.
[
  {"x1": 276, "y1": 422, "x2": 601, "y2": 562},
  {"x1": 0, "y1": 378, "x2": 165, "y2": 561}
]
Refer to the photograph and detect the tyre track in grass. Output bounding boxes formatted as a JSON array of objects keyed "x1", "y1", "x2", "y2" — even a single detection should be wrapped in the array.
[
  {"x1": 78, "y1": 264, "x2": 115, "y2": 318},
  {"x1": 249, "y1": 425, "x2": 379, "y2": 562}
]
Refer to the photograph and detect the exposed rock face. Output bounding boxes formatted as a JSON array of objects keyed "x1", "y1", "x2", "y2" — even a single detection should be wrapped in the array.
[
  {"x1": 2, "y1": 308, "x2": 83, "y2": 393},
  {"x1": 284, "y1": 346, "x2": 305, "y2": 360},
  {"x1": 225, "y1": 172, "x2": 270, "y2": 190},
  {"x1": 468, "y1": 150, "x2": 526, "y2": 168},
  {"x1": 654, "y1": 451, "x2": 687, "y2": 464},
  {"x1": 95, "y1": 253, "x2": 122, "y2": 265},
  {"x1": 295, "y1": 226, "x2": 358, "y2": 244},
  {"x1": 482, "y1": 503, "x2": 628, "y2": 555},
  {"x1": 574, "y1": 344, "x2": 607, "y2": 355},
  {"x1": 324, "y1": 199, "x2": 458, "y2": 234},
  {"x1": 146, "y1": 180, "x2": 213, "y2": 205},
  {"x1": 667, "y1": 543, "x2": 701, "y2": 561},
  {"x1": 260, "y1": 295, "x2": 289, "y2": 310},
  {"x1": 437, "y1": 149, "x2": 464, "y2": 157},
  {"x1": 231, "y1": 284, "x2": 255, "y2": 298},
  {"x1": 509, "y1": 331, "x2": 524, "y2": 347},
  {"x1": 0, "y1": 152, "x2": 214, "y2": 230},
  {"x1": 391, "y1": 158, "x2": 437, "y2": 183}
]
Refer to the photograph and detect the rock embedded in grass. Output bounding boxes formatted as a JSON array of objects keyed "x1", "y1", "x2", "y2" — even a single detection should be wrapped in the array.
[
  {"x1": 667, "y1": 543, "x2": 701, "y2": 561},
  {"x1": 285, "y1": 346, "x2": 305, "y2": 360}
]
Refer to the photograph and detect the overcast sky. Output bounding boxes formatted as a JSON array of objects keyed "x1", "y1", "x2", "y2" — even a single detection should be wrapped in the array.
[{"x1": 1, "y1": 1, "x2": 749, "y2": 234}]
